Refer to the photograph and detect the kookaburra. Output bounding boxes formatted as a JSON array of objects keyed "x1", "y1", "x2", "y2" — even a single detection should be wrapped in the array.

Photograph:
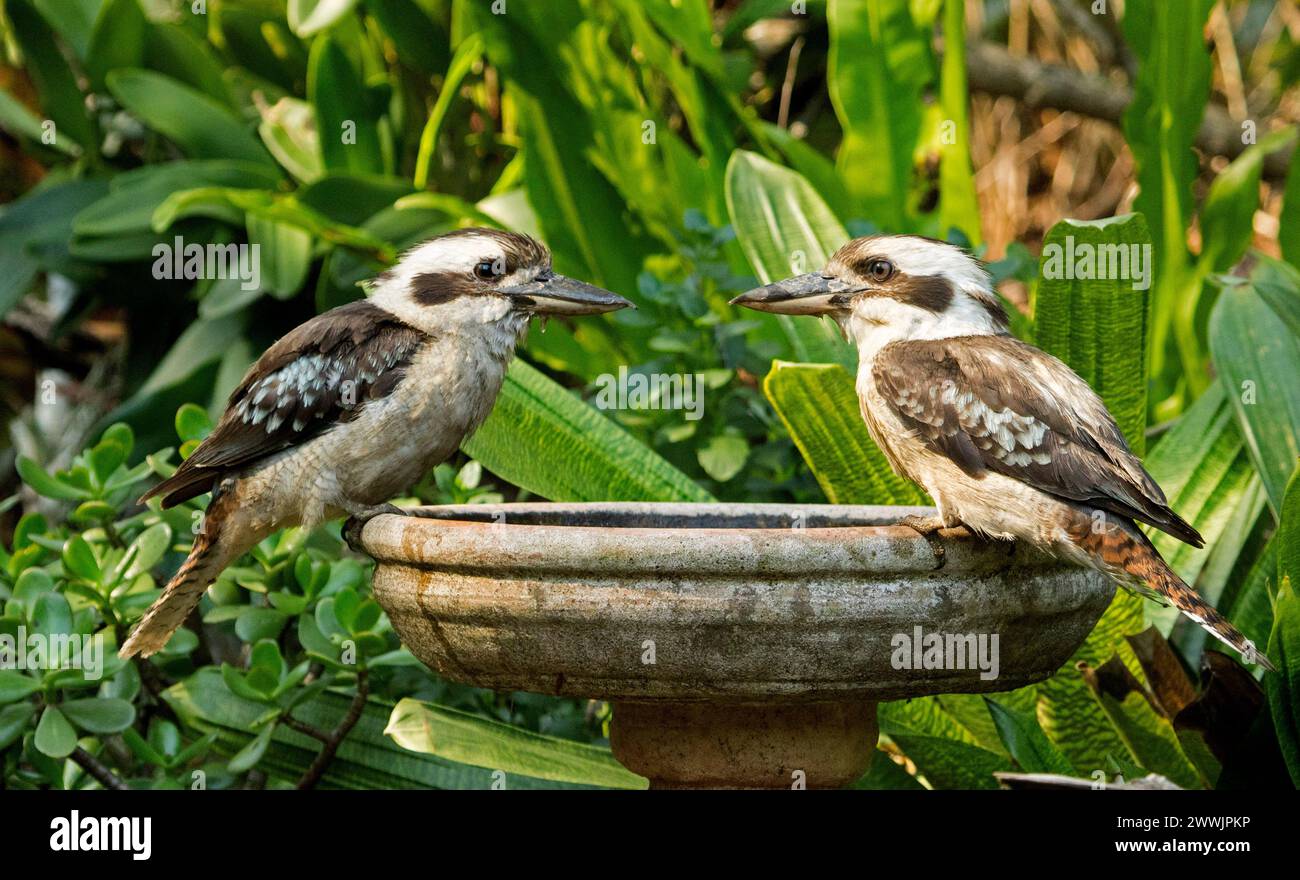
[
  {"x1": 732, "y1": 234, "x2": 1273, "y2": 670},
  {"x1": 120, "y1": 228, "x2": 630, "y2": 658}
]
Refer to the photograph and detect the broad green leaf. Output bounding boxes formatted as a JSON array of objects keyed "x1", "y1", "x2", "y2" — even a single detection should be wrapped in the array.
[
  {"x1": 16, "y1": 457, "x2": 91, "y2": 501},
  {"x1": 29, "y1": 0, "x2": 99, "y2": 59},
  {"x1": 887, "y1": 733, "x2": 1011, "y2": 790},
  {"x1": 165, "y1": 668, "x2": 598, "y2": 788},
  {"x1": 880, "y1": 696, "x2": 981, "y2": 746},
  {"x1": 34, "y1": 706, "x2": 77, "y2": 758},
  {"x1": 1034, "y1": 214, "x2": 1152, "y2": 451},
  {"x1": 0, "y1": 87, "x2": 78, "y2": 155},
  {"x1": 386, "y1": 697, "x2": 646, "y2": 790},
  {"x1": 1081, "y1": 659, "x2": 1203, "y2": 789},
  {"x1": 151, "y1": 187, "x2": 393, "y2": 261},
  {"x1": 759, "y1": 123, "x2": 856, "y2": 224},
  {"x1": 85, "y1": 0, "x2": 147, "y2": 92},
  {"x1": 227, "y1": 722, "x2": 275, "y2": 774},
  {"x1": 463, "y1": 359, "x2": 713, "y2": 503},
  {"x1": 60, "y1": 698, "x2": 135, "y2": 734},
  {"x1": 1198, "y1": 128, "x2": 1296, "y2": 274},
  {"x1": 0, "y1": 670, "x2": 42, "y2": 704},
  {"x1": 1033, "y1": 215, "x2": 1153, "y2": 771},
  {"x1": 1251, "y1": 259, "x2": 1300, "y2": 340},
  {"x1": 849, "y1": 750, "x2": 926, "y2": 789},
  {"x1": 937, "y1": 0, "x2": 980, "y2": 244},
  {"x1": 257, "y1": 97, "x2": 324, "y2": 184},
  {"x1": 145, "y1": 22, "x2": 232, "y2": 108},
  {"x1": 1267, "y1": 578, "x2": 1300, "y2": 787},
  {"x1": 108, "y1": 70, "x2": 275, "y2": 169},
  {"x1": 1121, "y1": 0, "x2": 1214, "y2": 389},
  {"x1": 73, "y1": 161, "x2": 280, "y2": 239},
  {"x1": 1269, "y1": 468, "x2": 1300, "y2": 784},
  {"x1": 1209, "y1": 259, "x2": 1300, "y2": 514},
  {"x1": 246, "y1": 215, "x2": 312, "y2": 298},
  {"x1": 308, "y1": 35, "x2": 385, "y2": 176},
  {"x1": 762, "y1": 361, "x2": 927, "y2": 505},
  {"x1": 123, "y1": 523, "x2": 173, "y2": 580},
  {"x1": 827, "y1": 0, "x2": 930, "y2": 230},
  {"x1": 985, "y1": 697, "x2": 1075, "y2": 775},
  {"x1": 1283, "y1": 141, "x2": 1300, "y2": 270},
  {"x1": 299, "y1": 174, "x2": 415, "y2": 227},
  {"x1": 32, "y1": 592, "x2": 73, "y2": 638},
  {"x1": 5, "y1": 0, "x2": 96, "y2": 151},
  {"x1": 62, "y1": 535, "x2": 99, "y2": 582},
  {"x1": 696, "y1": 433, "x2": 749, "y2": 483},
  {"x1": 1143, "y1": 380, "x2": 1265, "y2": 638},
  {"x1": 175, "y1": 403, "x2": 213, "y2": 444},
  {"x1": 0, "y1": 704, "x2": 36, "y2": 750},
  {"x1": 724, "y1": 150, "x2": 855, "y2": 368}
]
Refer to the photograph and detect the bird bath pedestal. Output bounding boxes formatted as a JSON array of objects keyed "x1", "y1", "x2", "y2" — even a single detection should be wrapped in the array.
[{"x1": 361, "y1": 503, "x2": 1113, "y2": 789}]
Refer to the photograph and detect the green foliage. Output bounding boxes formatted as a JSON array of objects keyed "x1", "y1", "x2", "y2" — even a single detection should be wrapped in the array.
[
  {"x1": 385, "y1": 697, "x2": 646, "y2": 789},
  {"x1": 464, "y1": 361, "x2": 714, "y2": 504},
  {"x1": 1270, "y1": 472, "x2": 1300, "y2": 786},
  {"x1": 1209, "y1": 259, "x2": 1300, "y2": 515},
  {"x1": 1, "y1": 420, "x2": 617, "y2": 788},
  {"x1": 762, "y1": 362, "x2": 926, "y2": 505}
]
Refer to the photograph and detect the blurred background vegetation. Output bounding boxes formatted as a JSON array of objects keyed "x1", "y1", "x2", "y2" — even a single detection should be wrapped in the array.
[{"x1": 1, "y1": 0, "x2": 1299, "y2": 789}]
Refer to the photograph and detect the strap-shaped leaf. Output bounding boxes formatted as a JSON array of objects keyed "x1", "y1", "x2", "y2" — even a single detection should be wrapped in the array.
[
  {"x1": 463, "y1": 359, "x2": 713, "y2": 504},
  {"x1": 761, "y1": 361, "x2": 926, "y2": 505}
]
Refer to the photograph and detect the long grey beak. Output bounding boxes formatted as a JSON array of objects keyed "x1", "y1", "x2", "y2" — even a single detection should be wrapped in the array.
[
  {"x1": 729, "y1": 273, "x2": 858, "y2": 315},
  {"x1": 502, "y1": 272, "x2": 633, "y2": 315}
]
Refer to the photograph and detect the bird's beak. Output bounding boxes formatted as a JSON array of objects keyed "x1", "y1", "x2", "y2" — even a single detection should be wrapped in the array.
[
  {"x1": 728, "y1": 273, "x2": 858, "y2": 315},
  {"x1": 501, "y1": 272, "x2": 634, "y2": 315}
]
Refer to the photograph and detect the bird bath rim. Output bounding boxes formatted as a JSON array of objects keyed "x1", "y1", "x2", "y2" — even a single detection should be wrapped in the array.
[
  {"x1": 359, "y1": 502, "x2": 1114, "y2": 788},
  {"x1": 359, "y1": 501, "x2": 1114, "y2": 702}
]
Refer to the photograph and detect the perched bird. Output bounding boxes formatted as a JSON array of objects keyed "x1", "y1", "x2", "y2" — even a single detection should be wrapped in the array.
[
  {"x1": 732, "y1": 234, "x2": 1273, "y2": 671},
  {"x1": 121, "y1": 228, "x2": 630, "y2": 658}
]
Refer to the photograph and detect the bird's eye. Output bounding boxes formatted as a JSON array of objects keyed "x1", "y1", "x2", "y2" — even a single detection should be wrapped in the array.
[
  {"x1": 474, "y1": 260, "x2": 501, "y2": 281},
  {"x1": 867, "y1": 259, "x2": 895, "y2": 282}
]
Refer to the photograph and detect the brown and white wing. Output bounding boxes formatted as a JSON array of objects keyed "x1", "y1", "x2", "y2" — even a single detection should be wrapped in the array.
[
  {"x1": 872, "y1": 335, "x2": 1203, "y2": 547},
  {"x1": 142, "y1": 300, "x2": 429, "y2": 508}
]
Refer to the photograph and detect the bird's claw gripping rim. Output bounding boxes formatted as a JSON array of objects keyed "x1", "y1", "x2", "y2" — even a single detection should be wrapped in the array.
[{"x1": 343, "y1": 504, "x2": 405, "y2": 555}]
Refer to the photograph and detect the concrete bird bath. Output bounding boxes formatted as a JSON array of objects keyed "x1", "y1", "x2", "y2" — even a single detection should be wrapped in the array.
[{"x1": 360, "y1": 502, "x2": 1113, "y2": 788}]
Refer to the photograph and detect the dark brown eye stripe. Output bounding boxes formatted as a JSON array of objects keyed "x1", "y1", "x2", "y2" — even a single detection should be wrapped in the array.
[
  {"x1": 858, "y1": 273, "x2": 953, "y2": 314},
  {"x1": 410, "y1": 270, "x2": 476, "y2": 305}
]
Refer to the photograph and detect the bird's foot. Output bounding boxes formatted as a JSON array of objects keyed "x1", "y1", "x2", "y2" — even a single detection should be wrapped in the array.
[
  {"x1": 343, "y1": 503, "x2": 405, "y2": 554},
  {"x1": 899, "y1": 513, "x2": 946, "y2": 536},
  {"x1": 899, "y1": 514, "x2": 958, "y2": 566}
]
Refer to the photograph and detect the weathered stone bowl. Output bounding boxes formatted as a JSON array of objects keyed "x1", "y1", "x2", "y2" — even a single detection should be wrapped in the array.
[{"x1": 361, "y1": 502, "x2": 1113, "y2": 788}]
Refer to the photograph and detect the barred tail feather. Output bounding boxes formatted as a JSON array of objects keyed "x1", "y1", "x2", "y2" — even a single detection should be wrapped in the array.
[
  {"x1": 120, "y1": 485, "x2": 258, "y2": 659},
  {"x1": 1077, "y1": 517, "x2": 1275, "y2": 672},
  {"x1": 1142, "y1": 561, "x2": 1276, "y2": 672},
  {"x1": 119, "y1": 540, "x2": 230, "y2": 658}
]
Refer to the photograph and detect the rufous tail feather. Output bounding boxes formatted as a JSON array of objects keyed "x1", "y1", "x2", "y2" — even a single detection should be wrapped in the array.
[
  {"x1": 1077, "y1": 516, "x2": 1275, "y2": 672},
  {"x1": 120, "y1": 488, "x2": 254, "y2": 658}
]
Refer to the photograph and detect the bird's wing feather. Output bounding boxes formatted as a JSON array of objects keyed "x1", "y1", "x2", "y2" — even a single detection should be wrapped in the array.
[
  {"x1": 872, "y1": 335, "x2": 1203, "y2": 547},
  {"x1": 143, "y1": 300, "x2": 430, "y2": 507}
]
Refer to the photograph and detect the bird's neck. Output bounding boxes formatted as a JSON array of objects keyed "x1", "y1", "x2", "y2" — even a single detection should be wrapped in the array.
[{"x1": 845, "y1": 293, "x2": 1004, "y2": 367}]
